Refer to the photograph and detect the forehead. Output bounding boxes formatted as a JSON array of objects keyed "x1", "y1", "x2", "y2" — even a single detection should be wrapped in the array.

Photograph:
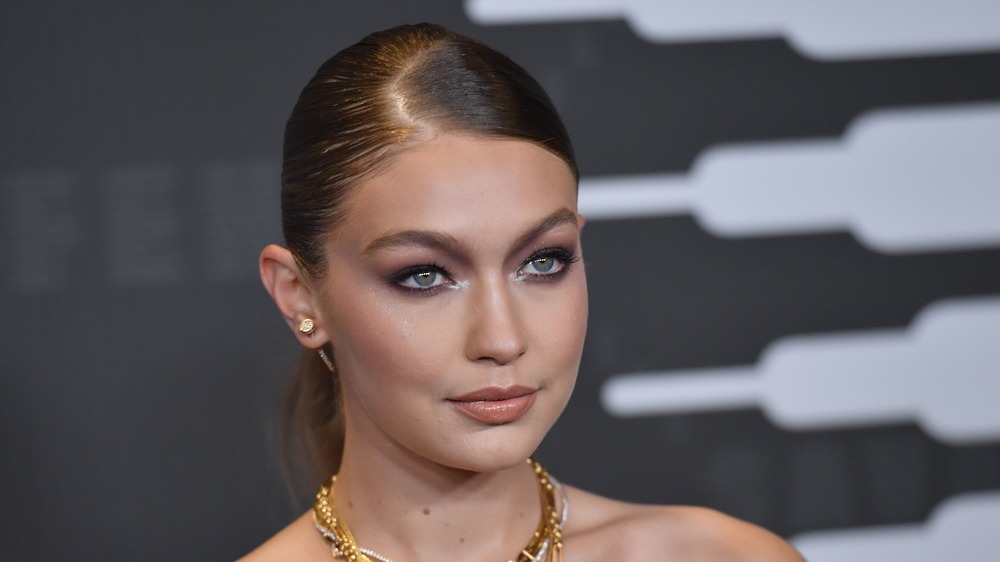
[{"x1": 334, "y1": 135, "x2": 578, "y2": 250}]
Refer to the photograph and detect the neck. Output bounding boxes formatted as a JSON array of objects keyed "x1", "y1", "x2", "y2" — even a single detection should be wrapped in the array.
[{"x1": 329, "y1": 441, "x2": 543, "y2": 562}]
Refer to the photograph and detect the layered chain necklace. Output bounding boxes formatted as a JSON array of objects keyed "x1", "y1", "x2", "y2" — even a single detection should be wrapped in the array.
[{"x1": 313, "y1": 458, "x2": 568, "y2": 562}]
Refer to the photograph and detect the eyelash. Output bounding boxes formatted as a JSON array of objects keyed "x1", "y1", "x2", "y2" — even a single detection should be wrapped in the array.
[
  {"x1": 389, "y1": 247, "x2": 580, "y2": 295},
  {"x1": 519, "y1": 247, "x2": 580, "y2": 281},
  {"x1": 390, "y1": 261, "x2": 450, "y2": 295}
]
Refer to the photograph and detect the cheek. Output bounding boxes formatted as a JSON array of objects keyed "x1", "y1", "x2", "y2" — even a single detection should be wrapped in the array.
[
  {"x1": 536, "y1": 275, "x2": 589, "y2": 370},
  {"x1": 324, "y1": 288, "x2": 456, "y2": 390},
  {"x1": 566, "y1": 276, "x2": 590, "y2": 366}
]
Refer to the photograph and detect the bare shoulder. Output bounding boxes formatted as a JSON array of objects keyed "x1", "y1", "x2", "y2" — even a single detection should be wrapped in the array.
[
  {"x1": 562, "y1": 486, "x2": 805, "y2": 562},
  {"x1": 236, "y1": 511, "x2": 330, "y2": 562}
]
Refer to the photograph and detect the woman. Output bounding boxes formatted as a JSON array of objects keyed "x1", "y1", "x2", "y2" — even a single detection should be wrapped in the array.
[{"x1": 244, "y1": 23, "x2": 804, "y2": 562}]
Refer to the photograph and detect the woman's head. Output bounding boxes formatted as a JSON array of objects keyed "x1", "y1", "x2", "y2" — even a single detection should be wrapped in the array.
[
  {"x1": 281, "y1": 23, "x2": 577, "y2": 283},
  {"x1": 263, "y1": 23, "x2": 581, "y2": 487},
  {"x1": 307, "y1": 134, "x2": 586, "y2": 474}
]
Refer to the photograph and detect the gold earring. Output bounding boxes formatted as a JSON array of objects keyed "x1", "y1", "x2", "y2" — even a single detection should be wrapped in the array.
[{"x1": 298, "y1": 318, "x2": 316, "y2": 336}]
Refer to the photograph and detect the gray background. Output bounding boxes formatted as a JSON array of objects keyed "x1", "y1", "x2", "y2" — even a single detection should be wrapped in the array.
[{"x1": 2, "y1": 1, "x2": 998, "y2": 560}]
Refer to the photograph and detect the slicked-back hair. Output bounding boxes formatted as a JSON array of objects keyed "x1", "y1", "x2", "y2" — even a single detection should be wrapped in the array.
[{"x1": 278, "y1": 23, "x2": 576, "y2": 492}]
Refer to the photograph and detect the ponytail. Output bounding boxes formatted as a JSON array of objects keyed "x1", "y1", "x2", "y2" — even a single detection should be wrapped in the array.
[{"x1": 279, "y1": 346, "x2": 343, "y2": 493}]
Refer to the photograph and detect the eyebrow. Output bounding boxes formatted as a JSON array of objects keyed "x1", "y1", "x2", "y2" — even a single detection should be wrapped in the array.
[{"x1": 361, "y1": 207, "x2": 579, "y2": 258}]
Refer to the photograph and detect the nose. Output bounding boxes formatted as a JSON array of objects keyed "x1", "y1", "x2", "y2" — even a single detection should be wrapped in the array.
[{"x1": 464, "y1": 275, "x2": 527, "y2": 365}]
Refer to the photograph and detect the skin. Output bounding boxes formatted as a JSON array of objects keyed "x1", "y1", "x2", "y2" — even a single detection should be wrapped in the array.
[{"x1": 247, "y1": 134, "x2": 805, "y2": 562}]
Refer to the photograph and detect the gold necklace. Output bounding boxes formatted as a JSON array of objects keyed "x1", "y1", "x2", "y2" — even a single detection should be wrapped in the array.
[{"x1": 313, "y1": 458, "x2": 565, "y2": 562}]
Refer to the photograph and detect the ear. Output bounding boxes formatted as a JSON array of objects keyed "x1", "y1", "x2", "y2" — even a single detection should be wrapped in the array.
[
  {"x1": 576, "y1": 212, "x2": 586, "y2": 230},
  {"x1": 259, "y1": 244, "x2": 330, "y2": 349}
]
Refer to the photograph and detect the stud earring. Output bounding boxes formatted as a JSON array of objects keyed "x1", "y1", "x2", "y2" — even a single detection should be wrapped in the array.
[{"x1": 297, "y1": 319, "x2": 334, "y2": 373}]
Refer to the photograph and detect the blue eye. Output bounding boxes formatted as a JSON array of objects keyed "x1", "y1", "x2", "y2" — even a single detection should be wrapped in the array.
[
  {"x1": 407, "y1": 270, "x2": 439, "y2": 287},
  {"x1": 520, "y1": 248, "x2": 578, "y2": 278},
  {"x1": 393, "y1": 265, "x2": 450, "y2": 292},
  {"x1": 525, "y1": 256, "x2": 557, "y2": 274}
]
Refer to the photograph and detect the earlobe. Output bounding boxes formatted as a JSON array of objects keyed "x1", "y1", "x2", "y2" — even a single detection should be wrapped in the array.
[{"x1": 259, "y1": 244, "x2": 331, "y2": 348}]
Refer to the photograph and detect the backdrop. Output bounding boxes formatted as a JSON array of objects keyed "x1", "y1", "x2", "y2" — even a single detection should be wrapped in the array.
[{"x1": 2, "y1": 1, "x2": 998, "y2": 560}]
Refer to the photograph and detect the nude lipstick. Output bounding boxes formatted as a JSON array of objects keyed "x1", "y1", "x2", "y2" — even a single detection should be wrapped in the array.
[{"x1": 449, "y1": 386, "x2": 537, "y2": 425}]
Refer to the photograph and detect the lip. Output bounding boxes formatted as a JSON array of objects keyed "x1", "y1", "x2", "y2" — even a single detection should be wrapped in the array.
[{"x1": 449, "y1": 386, "x2": 538, "y2": 425}]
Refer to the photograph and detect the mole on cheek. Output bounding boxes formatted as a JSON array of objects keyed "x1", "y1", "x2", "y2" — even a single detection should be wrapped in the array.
[{"x1": 422, "y1": 507, "x2": 431, "y2": 515}]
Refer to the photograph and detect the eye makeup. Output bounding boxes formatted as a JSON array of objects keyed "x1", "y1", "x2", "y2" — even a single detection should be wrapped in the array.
[
  {"x1": 386, "y1": 244, "x2": 580, "y2": 297},
  {"x1": 388, "y1": 261, "x2": 455, "y2": 295},
  {"x1": 517, "y1": 246, "x2": 580, "y2": 282}
]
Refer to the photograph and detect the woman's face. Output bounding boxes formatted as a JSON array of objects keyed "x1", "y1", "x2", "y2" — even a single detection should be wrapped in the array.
[{"x1": 315, "y1": 134, "x2": 587, "y2": 472}]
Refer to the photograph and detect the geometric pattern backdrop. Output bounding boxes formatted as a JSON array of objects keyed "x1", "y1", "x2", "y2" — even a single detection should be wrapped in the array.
[{"x1": 2, "y1": 1, "x2": 998, "y2": 560}]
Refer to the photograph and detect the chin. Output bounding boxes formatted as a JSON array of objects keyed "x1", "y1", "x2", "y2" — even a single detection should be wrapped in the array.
[{"x1": 435, "y1": 428, "x2": 546, "y2": 474}]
